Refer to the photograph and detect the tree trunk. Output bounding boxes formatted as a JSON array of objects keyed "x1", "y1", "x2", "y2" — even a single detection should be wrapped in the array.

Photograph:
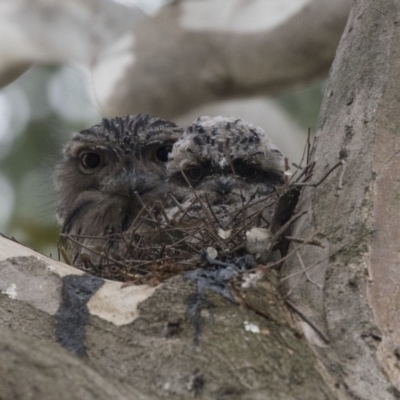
[
  {"x1": 281, "y1": 0, "x2": 400, "y2": 398},
  {"x1": 1, "y1": 1, "x2": 399, "y2": 399}
]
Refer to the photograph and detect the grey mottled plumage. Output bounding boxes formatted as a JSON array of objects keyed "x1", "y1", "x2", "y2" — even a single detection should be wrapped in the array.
[
  {"x1": 55, "y1": 114, "x2": 183, "y2": 267},
  {"x1": 166, "y1": 116, "x2": 285, "y2": 233}
]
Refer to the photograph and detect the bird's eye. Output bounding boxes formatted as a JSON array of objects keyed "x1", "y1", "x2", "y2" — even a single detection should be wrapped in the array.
[
  {"x1": 185, "y1": 168, "x2": 204, "y2": 182},
  {"x1": 80, "y1": 152, "x2": 101, "y2": 170},
  {"x1": 242, "y1": 167, "x2": 259, "y2": 181},
  {"x1": 155, "y1": 145, "x2": 173, "y2": 162}
]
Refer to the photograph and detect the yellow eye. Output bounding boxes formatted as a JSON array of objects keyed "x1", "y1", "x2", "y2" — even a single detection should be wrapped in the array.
[
  {"x1": 81, "y1": 152, "x2": 101, "y2": 169},
  {"x1": 155, "y1": 145, "x2": 173, "y2": 162},
  {"x1": 185, "y1": 168, "x2": 203, "y2": 182}
]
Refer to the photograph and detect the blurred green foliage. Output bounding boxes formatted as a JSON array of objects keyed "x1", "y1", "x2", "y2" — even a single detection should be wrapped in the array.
[
  {"x1": 0, "y1": 66, "x2": 99, "y2": 256},
  {"x1": 276, "y1": 80, "x2": 325, "y2": 131}
]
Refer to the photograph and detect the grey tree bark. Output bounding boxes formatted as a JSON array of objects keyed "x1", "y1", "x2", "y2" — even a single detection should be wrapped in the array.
[
  {"x1": 1, "y1": 0, "x2": 400, "y2": 399},
  {"x1": 0, "y1": 238, "x2": 334, "y2": 400},
  {"x1": 282, "y1": 0, "x2": 400, "y2": 398}
]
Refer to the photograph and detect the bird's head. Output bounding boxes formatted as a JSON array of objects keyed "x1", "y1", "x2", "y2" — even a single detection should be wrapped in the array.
[
  {"x1": 55, "y1": 114, "x2": 182, "y2": 237},
  {"x1": 167, "y1": 116, "x2": 285, "y2": 208}
]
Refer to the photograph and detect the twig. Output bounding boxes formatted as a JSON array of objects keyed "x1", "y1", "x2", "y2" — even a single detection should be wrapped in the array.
[
  {"x1": 293, "y1": 161, "x2": 315, "y2": 184},
  {"x1": 335, "y1": 160, "x2": 346, "y2": 196},
  {"x1": 284, "y1": 157, "x2": 291, "y2": 184},
  {"x1": 284, "y1": 236, "x2": 324, "y2": 248},
  {"x1": 306, "y1": 128, "x2": 311, "y2": 164},
  {"x1": 254, "y1": 232, "x2": 317, "y2": 270},
  {"x1": 280, "y1": 230, "x2": 375, "y2": 282},
  {"x1": 284, "y1": 267, "x2": 303, "y2": 299},
  {"x1": 179, "y1": 168, "x2": 220, "y2": 242},
  {"x1": 295, "y1": 129, "x2": 311, "y2": 175},
  {"x1": 286, "y1": 300, "x2": 330, "y2": 343},
  {"x1": 226, "y1": 142, "x2": 248, "y2": 231},
  {"x1": 292, "y1": 163, "x2": 303, "y2": 170},
  {"x1": 294, "y1": 245, "x2": 322, "y2": 290},
  {"x1": 270, "y1": 210, "x2": 308, "y2": 246},
  {"x1": 292, "y1": 161, "x2": 343, "y2": 187},
  {"x1": 176, "y1": 197, "x2": 200, "y2": 224},
  {"x1": 204, "y1": 194, "x2": 223, "y2": 227},
  {"x1": 59, "y1": 244, "x2": 72, "y2": 265},
  {"x1": 63, "y1": 234, "x2": 148, "y2": 273}
]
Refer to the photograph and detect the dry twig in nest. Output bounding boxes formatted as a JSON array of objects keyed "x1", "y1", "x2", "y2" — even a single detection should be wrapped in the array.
[
  {"x1": 60, "y1": 187, "x2": 279, "y2": 284},
  {"x1": 59, "y1": 154, "x2": 346, "y2": 286}
]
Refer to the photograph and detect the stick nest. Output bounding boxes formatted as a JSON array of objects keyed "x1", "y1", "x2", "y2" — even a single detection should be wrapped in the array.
[{"x1": 60, "y1": 160, "x2": 325, "y2": 285}]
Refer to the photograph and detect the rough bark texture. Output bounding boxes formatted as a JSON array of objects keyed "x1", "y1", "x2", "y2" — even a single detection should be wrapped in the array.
[
  {"x1": 0, "y1": 327, "x2": 147, "y2": 400},
  {"x1": 0, "y1": 237, "x2": 335, "y2": 400},
  {"x1": 281, "y1": 1, "x2": 400, "y2": 398}
]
